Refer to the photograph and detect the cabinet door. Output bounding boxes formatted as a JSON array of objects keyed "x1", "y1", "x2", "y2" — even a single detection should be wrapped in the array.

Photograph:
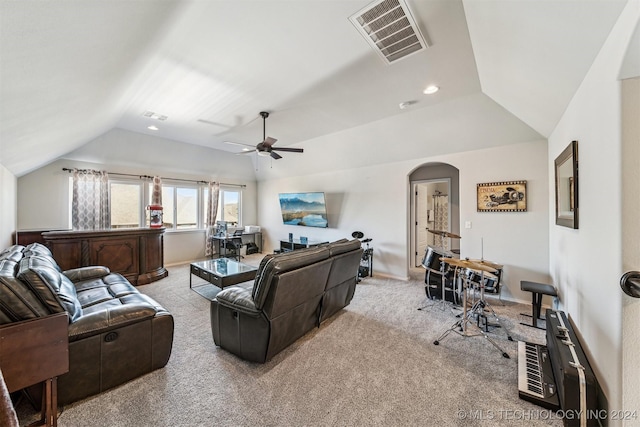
[
  {"x1": 49, "y1": 241, "x2": 83, "y2": 271},
  {"x1": 142, "y1": 233, "x2": 163, "y2": 272},
  {"x1": 90, "y1": 238, "x2": 139, "y2": 279}
]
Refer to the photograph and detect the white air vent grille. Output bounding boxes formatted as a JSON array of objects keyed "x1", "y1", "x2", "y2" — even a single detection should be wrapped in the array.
[
  {"x1": 350, "y1": 0, "x2": 428, "y2": 64},
  {"x1": 142, "y1": 111, "x2": 168, "y2": 121}
]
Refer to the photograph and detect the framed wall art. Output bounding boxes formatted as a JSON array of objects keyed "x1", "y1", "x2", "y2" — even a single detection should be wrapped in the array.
[
  {"x1": 477, "y1": 181, "x2": 527, "y2": 212},
  {"x1": 555, "y1": 140, "x2": 578, "y2": 228}
]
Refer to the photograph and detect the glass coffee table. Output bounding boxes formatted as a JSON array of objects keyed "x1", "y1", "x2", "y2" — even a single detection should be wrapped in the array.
[{"x1": 190, "y1": 258, "x2": 258, "y2": 291}]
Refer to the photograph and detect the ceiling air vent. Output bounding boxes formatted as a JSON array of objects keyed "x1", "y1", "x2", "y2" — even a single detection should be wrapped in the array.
[
  {"x1": 349, "y1": 0, "x2": 428, "y2": 64},
  {"x1": 142, "y1": 111, "x2": 168, "y2": 121}
]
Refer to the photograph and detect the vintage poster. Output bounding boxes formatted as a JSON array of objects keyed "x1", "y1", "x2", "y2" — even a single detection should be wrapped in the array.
[{"x1": 477, "y1": 181, "x2": 527, "y2": 212}]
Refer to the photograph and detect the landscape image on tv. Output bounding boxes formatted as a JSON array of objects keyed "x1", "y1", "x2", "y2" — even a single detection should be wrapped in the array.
[{"x1": 278, "y1": 192, "x2": 328, "y2": 228}]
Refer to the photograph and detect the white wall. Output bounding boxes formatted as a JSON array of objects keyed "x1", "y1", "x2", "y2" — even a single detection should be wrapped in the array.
[
  {"x1": 17, "y1": 129, "x2": 258, "y2": 265},
  {"x1": 259, "y1": 139, "x2": 549, "y2": 303},
  {"x1": 0, "y1": 163, "x2": 17, "y2": 247},
  {"x1": 548, "y1": 1, "x2": 640, "y2": 416}
]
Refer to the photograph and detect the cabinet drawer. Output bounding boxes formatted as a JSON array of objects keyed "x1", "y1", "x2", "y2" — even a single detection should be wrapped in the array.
[{"x1": 191, "y1": 265, "x2": 208, "y2": 281}]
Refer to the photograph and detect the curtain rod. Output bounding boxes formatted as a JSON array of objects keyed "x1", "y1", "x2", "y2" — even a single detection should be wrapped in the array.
[{"x1": 62, "y1": 168, "x2": 246, "y2": 188}]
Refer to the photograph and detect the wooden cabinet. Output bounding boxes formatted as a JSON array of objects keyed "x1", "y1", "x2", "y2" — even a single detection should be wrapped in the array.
[
  {"x1": 42, "y1": 228, "x2": 168, "y2": 285},
  {"x1": 0, "y1": 313, "x2": 69, "y2": 427}
]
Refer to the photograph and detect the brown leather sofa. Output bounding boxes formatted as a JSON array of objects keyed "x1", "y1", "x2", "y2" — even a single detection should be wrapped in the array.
[
  {"x1": 0, "y1": 243, "x2": 173, "y2": 405},
  {"x1": 210, "y1": 239, "x2": 363, "y2": 362}
]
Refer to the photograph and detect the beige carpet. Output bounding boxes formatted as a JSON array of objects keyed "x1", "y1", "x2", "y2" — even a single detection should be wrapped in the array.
[{"x1": 16, "y1": 255, "x2": 562, "y2": 426}]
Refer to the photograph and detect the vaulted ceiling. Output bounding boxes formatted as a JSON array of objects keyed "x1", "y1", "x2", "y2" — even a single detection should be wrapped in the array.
[{"x1": 0, "y1": 0, "x2": 631, "y2": 177}]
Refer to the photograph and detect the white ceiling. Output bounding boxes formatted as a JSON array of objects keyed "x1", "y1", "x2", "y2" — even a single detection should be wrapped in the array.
[{"x1": 0, "y1": 0, "x2": 631, "y2": 177}]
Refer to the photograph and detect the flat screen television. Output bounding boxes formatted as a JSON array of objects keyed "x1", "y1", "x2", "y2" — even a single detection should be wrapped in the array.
[{"x1": 278, "y1": 192, "x2": 328, "y2": 228}]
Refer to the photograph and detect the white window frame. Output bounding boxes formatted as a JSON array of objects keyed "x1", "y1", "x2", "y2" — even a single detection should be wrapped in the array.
[
  {"x1": 217, "y1": 187, "x2": 243, "y2": 227},
  {"x1": 158, "y1": 182, "x2": 200, "y2": 231},
  {"x1": 108, "y1": 179, "x2": 147, "y2": 229}
]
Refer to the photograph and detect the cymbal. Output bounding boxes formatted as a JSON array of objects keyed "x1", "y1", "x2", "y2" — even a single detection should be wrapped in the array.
[
  {"x1": 441, "y1": 258, "x2": 497, "y2": 273},
  {"x1": 469, "y1": 259, "x2": 504, "y2": 270},
  {"x1": 428, "y1": 229, "x2": 462, "y2": 239}
]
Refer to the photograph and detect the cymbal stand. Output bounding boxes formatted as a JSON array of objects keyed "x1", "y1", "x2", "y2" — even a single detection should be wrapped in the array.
[{"x1": 433, "y1": 272, "x2": 511, "y2": 358}]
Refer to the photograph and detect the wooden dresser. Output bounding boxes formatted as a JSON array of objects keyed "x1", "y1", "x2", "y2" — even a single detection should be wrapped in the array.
[{"x1": 41, "y1": 228, "x2": 168, "y2": 285}]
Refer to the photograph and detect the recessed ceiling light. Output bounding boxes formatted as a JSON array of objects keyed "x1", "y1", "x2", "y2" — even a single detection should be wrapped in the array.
[
  {"x1": 242, "y1": 148, "x2": 251, "y2": 152},
  {"x1": 147, "y1": 125, "x2": 159, "y2": 131},
  {"x1": 424, "y1": 85, "x2": 439, "y2": 95}
]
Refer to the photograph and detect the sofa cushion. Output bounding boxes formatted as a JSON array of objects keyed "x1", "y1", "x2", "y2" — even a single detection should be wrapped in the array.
[
  {"x1": 0, "y1": 257, "x2": 51, "y2": 322},
  {"x1": 17, "y1": 255, "x2": 82, "y2": 322},
  {"x1": 74, "y1": 273, "x2": 139, "y2": 308},
  {"x1": 63, "y1": 266, "x2": 111, "y2": 283},
  {"x1": 23, "y1": 243, "x2": 61, "y2": 272},
  {"x1": 68, "y1": 295, "x2": 158, "y2": 341},
  {"x1": 252, "y1": 247, "x2": 330, "y2": 309},
  {"x1": 0, "y1": 245, "x2": 24, "y2": 262}
]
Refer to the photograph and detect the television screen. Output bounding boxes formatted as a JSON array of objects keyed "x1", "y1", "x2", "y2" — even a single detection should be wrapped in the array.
[{"x1": 278, "y1": 192, "x2": 328, "y2": 228}]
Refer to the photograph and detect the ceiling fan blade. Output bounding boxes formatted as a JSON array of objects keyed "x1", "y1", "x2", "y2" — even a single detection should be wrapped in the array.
[
  {"x1": 224, "y1": 140, "x2": 255, "y2": 148},
  {"x1": 263, "y1": 137, "x2": 277, "y2": 147},
  {"x1": 272, "y1": 147, "x2": 304, "y2": 153},
  {"x1": 270, "y1": 151, "x2": 282, "y2": 160}
]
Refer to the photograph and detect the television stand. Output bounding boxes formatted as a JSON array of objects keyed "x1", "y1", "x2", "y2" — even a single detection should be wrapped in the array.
[{"x1": 279, "y1": 238, "x2": 328, "y2": 253}]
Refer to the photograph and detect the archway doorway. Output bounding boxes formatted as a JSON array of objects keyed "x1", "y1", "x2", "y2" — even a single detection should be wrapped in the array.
[{"x1": 409, "y1": 163, "x2": 460, "y2": 276}]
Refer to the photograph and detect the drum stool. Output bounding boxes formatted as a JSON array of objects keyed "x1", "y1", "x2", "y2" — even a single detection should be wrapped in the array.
[{"x1": 520, "y1": 281, "x2": 558, "y2": 329}]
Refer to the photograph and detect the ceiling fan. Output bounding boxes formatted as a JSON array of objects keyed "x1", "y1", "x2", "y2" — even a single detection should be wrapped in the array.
[{"x1": 225, "y1": 111, "x2": 303, "y2": 160}]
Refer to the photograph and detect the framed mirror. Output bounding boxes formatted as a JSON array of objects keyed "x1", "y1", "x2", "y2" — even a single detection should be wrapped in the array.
[{"x1": 555, "y1": 140, "x2": 578, "y2": 228}]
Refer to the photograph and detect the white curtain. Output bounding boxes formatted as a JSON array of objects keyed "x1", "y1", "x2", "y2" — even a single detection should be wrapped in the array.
[
  {"x1": 204, "y1": 182, "x2": 220, "y2": 257},
  {"x1": 72, "y1": 169, "x2": 110, "y2": 230}
]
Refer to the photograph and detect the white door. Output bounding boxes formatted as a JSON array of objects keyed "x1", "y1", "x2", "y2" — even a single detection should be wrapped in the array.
[{"x1": 621, "y1": 77, "x2": 640, "y2": 416}]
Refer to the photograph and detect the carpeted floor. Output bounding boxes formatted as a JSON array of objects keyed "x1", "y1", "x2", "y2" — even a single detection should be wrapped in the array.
[{"x1": 16, "y1": 255, "x2": 563, "y2": 426}]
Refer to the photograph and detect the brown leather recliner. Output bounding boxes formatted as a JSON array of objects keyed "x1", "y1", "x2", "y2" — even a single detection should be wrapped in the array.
[
  {"x1": 0, "y1": 243, "x2": 174, "y2": 405},
  {"x1": 210, "y1": 239, "x2": 363, "y2": 363}
]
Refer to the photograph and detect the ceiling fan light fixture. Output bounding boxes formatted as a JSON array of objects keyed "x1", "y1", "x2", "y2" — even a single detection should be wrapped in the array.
[{"x1": 257, "y1": 150, "x2": 271, "y2": 157}]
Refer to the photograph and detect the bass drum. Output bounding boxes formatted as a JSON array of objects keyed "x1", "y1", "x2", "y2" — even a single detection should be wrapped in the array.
[{"x1": 421, "y1": 246, "x2": 453, "y2": 273}]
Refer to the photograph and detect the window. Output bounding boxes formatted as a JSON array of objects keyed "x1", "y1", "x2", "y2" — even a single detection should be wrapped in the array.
[
  {"x1": 110, "y1": 182, "x2": 143, "y2": 228},
  {"x1": 221, "y1": 190, "x2": 240, "y2": 224},
  {"x1": 148, "y1": 184, "x2": 198, "y2": 230},
  {"x1": 74, "y1": 177, "x2": 241, "y2": 231},
  {"x1": 176, "y1": 187, "x2": 198, "y2": 229},
  {"x1": 204, "y1": 188, "x2": 241, "y2": 226}
]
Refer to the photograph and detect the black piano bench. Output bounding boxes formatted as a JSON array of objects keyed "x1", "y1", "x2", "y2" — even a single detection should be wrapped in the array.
[{"x1": 520, "y1": 281, "x2": 558, "y2": 329}]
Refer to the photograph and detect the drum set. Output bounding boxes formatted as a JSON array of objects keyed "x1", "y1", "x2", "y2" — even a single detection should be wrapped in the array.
[{"x1": 419, "y1": 230, "x2": 513, "y2": 358}]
